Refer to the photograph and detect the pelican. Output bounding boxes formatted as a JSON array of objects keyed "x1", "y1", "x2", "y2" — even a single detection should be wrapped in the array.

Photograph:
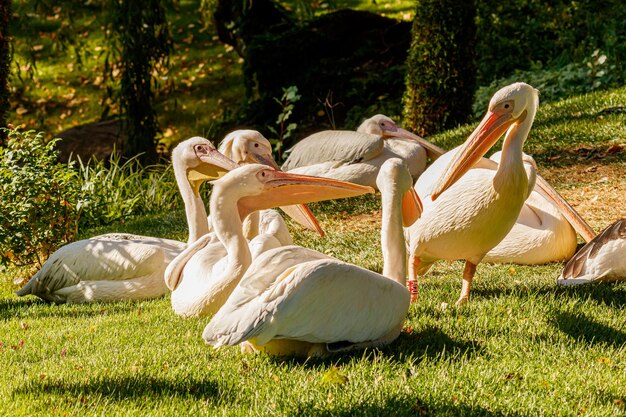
[
  {"x1": 16, "y1": 137, "x2": 237, "y2": 303},
  {"x1": 557, "y1": 218, "x2": 626, "y2": 285},
  {"x1": 406, "y1": 82, "x2": 544, "y2": 305},
  {"x1": 281, "y1": 114, "x2": 442, "y2": 189},
  {"x1": 165, "y1": 164, "x2": 373, "y2": 318},
  {"x1": 217, "y1": 129, "x2": 323, "y2": 239},
  {"x1": 203, "y1": 159, "x2": 422, "y2": 357},
  {"x1": 483, "y1": 151, "x2": 595, "y2": 264}
]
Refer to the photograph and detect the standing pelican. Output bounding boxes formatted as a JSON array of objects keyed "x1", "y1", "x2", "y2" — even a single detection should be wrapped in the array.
[
  {"x1": 416, "y1": 142, "x2": 595, "y2": 265},
  {"x1": 203, "y1": 159, "x2": 422, "y2": 357},
  {"x1": 282, "y1": 115, "x2": 441, "y2": 188},
  {"x1": 406, "y1": 82, "x2": 543, "y2": 305},
  {"x1": 165, "y1": 165, "x2": 373, "y2": 318},
  {"x1": 218, "y1": 129, "x2": 323, "y2": 238},
  {"x1": 557, "y1": 218, "x2": 626, "y2": 285},
  {"x1": 16, "y1": 137, "x2": 237, "y2": 303}
]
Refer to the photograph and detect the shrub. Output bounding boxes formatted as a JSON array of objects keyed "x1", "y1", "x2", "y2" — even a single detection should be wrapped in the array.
[
  {"x1": 0, "y1": 129, "x2": 80, "y2": 268},
  {"x1": 403, "y1": 0, "x2": 477, "y2": 136}
]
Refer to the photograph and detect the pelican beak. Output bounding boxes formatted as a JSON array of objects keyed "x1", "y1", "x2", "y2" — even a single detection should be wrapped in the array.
[
  {"x1": 431, "y1": 110, "x2": 517, "y2": 200},
  {"x1": 534, "y1": 176, "x2": 596, "y2": 242},
  {"x1": 280, "y1": 204, "x2": 326, "y2": 237},
  {"x1": 250, "y1": 152, "x2": 280, "y2": 170},
  {"x1": 247, "y1": 152, "x2": 326, "y2": 236},
  {"x1": 401, "y1": 187, "x2": 423, "y2": 227},
  {"x1": 237, "y1": 172, "x2": 374, "y2": 220},
  {"x1": 387, "y1": 127, "x2": 446, "y2": 160},
  {"x1": 189, "y1": 144, "x2": 239, "y2": 182}
]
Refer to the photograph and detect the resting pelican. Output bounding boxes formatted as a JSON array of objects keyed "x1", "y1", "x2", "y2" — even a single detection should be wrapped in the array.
[
  {"x1": 482, "y1": 151, "x2": 595, "y2": 264},
  {"x1": 16, "y1": 137, "x2": 237, "y2": 303},
  {"x1": 203, "y1": 159, "x2": 422, "y2": 357},
  {"x1": 406, "y1": 82, "x2": 544, "y2": 305},
  {"x1": 165, "y1": 164, "x2": 373, "y2": 318},
  {"x1": 557, "y1": 218, "x2": 626, "y2": 285},
  {"x1": 217, "y1": 129, "x2": 323, "y2": 238},
  {"x1": 282, "y1": 114, "x2": 442, "y2": 189}
]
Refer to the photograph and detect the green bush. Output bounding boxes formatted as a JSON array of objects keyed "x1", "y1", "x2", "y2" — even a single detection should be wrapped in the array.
[
  {"x1": 0, "y1": 129, "x2": 80, "y2": 268},
  {"x1": 403, "y1": 0, "x2": 477, "y2": 136},
  {"x1": 475, "y1": 0, "x2": 626, "y2": 85}
]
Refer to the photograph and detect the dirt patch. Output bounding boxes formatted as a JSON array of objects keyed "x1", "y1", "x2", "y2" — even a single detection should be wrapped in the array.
[{"x1": 541, "y1": 162, "x2": 626, "y2": 232}]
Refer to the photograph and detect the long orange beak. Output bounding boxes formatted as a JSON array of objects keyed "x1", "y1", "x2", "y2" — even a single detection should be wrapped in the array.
[
  {"x1": 237, "y1": 172, "x2": 374, "y2": 220},
  {"x1": 534, "y1": 176, "x2": 596, "y2": 242},
  {"x1": 431, "y1": 110, "x2": 516, "y2": 200},
  {"x1": 249, "y1": 152, "x2": 325, "y2": 237},
  {"x1": 385, "y1": 127, "x2": 446, "y2": 161}
]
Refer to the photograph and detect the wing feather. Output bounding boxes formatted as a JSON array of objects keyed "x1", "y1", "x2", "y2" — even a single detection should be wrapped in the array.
[{"x1": 282, "y1": 131, "x2": 384, "y2": 170}]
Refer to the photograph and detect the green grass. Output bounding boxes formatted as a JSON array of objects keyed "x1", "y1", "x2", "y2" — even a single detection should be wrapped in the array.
[{"x1": 2, "y1": 86, "x2": 626, "y2": 416}]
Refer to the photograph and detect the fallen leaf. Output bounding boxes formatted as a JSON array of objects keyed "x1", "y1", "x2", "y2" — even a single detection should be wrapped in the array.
[
  {"x1": 20, "y1": 322, "x2": 28, "y2": 330},
  {"x1": 597, "y1": 357, "x2": 611, "y2": 364},
  {"x1": 321, "y1": 367, "x2": 348, "y2": 385},
  {"x1": 61, "y1": 347, "x2": 67, "y2": 358},
  {"x1": 32, "y1": 44, "x2": 44, "y2": 51}
]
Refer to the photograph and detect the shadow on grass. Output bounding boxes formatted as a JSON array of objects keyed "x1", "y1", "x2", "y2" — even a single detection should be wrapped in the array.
[
  {"x1": 551, "y1": 310, "x2": 626, "y2": 348},
  {"x1": 13, "y1": 375, "x2": 230, "y2": 404},
  {"x1": 0, "y1": 297, "x2": 135, "y2": 321},
  {"x1": 470, "y1": 281, "x2": 626, "y2": 309},
  {"x1": 294, "y1": 395, "x2": 524, "y2": 417},
  {"x1": 271, "y1": 326, "x2": 482, "y2": 370}
]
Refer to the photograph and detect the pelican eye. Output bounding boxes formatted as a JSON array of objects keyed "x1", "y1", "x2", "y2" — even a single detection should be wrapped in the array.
[
  {"x1": 504, "y1": 104, "x2": 510, "y2": 109},
  {"x1": 254, "y1": 143, "x2": 259, "y2": 148}
]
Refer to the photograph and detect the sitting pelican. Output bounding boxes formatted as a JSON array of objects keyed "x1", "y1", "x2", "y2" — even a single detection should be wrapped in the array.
[
  {"x1": 203, "y1": 159, "x2": 422, "y2": 357},
  {"x1": 16, "y1": 137, "x2": 237, "y2": 303},
  {"x1": 165, "y1": 165, "x2": 373, "y2": 318},
  {"x1": 405, "y1": 82, "x2": 544, "y2": 305},
  {"x1": 282, "y1": 114, "x2": 442, "y2": 189},
  {"x1": 557, "y1": 218, "x2": 626, "y2": 285},
  {"x1": 483, "y1": 151, "x2": 595, "y2": 264}
]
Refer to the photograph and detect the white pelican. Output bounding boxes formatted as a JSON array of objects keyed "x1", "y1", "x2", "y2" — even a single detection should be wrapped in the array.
[
  {"x1": 165, "y1": 164, "x2": 373, "y2": 318},
  {"x1": 16, "y1": 137, "x2": 238, "y2": 303},
  {"x1": 202, "y1": 159, "x2": 422, "y2": 357},
  {"x1": 557, "y1": 218, "x2": 626, "y2": 285},
  {"x1": 281, "y1": 114, "x2": 442, "y2": 189},
  {"x1": 217, "y1": 129, "x2": 323, "y2": 238},
  {"x1": 483, "y1": 151, "x2": 595, "y2": 264},
  {"x1": 405, "y1": 82, "x2": 544, "y2": 305}
]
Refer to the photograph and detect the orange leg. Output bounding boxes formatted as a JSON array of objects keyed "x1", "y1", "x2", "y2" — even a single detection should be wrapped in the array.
[
  {"x1": 407, "y1": 255, "x2": 420, "y2": 303},
  {"x1": 457, "y1": 261, "x2": 477, "y2": 305}
]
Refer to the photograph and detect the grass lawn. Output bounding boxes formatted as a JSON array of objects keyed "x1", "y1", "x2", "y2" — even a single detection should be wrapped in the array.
[{"x1": 1, "y1": 86, "x2": 625, "y2": 416}]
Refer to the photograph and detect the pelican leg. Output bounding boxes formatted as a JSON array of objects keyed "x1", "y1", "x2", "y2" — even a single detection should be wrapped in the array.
[
  {"x1": 407, "y1": 255, "x2": 420, "y2": 303},
  {"x1": 456, "y1": 261, "x2": 477, "y2": 306}
]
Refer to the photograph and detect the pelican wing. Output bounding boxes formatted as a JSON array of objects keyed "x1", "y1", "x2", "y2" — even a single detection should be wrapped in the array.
[
  {"x1": 282, "y1": 131, "x2": 384, "y2": 171},
  {"x1": 203, "y1": 258, "x2": 409, "y2": 348},
  {"x1": 559, "y1": 218, "x2": 626, "y2": 282}
]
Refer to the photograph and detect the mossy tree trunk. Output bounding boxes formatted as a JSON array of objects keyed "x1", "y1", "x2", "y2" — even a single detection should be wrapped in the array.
[
  {"x1": 108, "y1": 0, "x2": 172, "y2": 163},
  {"x1": 0, "y1": 0, "x2": 11, "y2": 144},
  {"x1": 403, "y1": 0, "x2": 477, "y2": 136}
]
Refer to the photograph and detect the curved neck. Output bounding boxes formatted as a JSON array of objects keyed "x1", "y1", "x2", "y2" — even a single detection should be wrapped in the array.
[
  {"x1": 209, "y1": 184, "x2": 253, "y2": 300},
  {"x1": 380, "y1": 185, "x2": 406, "y2": 285},
  {"x1": 174, "y1": 165, "x2": 210, "y2": 244},
  {"x1": 495, "y1": 104, "x2": 537, "y2": 186}
]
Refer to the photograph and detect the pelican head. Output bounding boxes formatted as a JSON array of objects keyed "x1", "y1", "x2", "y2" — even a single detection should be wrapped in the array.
[
  {"x1": 432, "y1": 82, "x2": 539, "y2": 200},
  {"x1": 219, "y1": 130, "x2": 279, "y2": 169},
  {"x1": 358, "y1": 114, "x2": 426, "y2": 142},
  {"x1": 210, "y1": 164, "x2": 375, "y2": 220},
  {"x1": 173, "y1": 136, "x2": 239, "y2": 195}
]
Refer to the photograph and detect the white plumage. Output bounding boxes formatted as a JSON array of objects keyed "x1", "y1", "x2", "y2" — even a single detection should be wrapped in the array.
[
  {"x1": 405, "y1": 83, "x2": 540, "y2": 305},
  {"x1": 16, "y1": 137, "x2": 237, "y2": 303},
  {"x1": 203, "y1": 159, "x2": 421, "y2": 357},
  {"x1": 165, "y1": 164, "x2": 373, "y2": 318},
  {"x1": 282, "y1": 115, "x2": 440, "y2": 189}
]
